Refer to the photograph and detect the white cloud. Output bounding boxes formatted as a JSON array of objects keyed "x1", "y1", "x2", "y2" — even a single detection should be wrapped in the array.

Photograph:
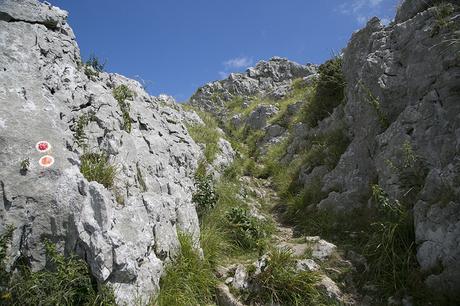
[
  {"x1": 218, "y1": 71, "x2": 229, "y2": 79},
  {"x1": 223, "y1": 56, "x2": 253, "y2": 69},
  {"x1": 338, "y1": 0, "x2": 393, "y2": 25}
]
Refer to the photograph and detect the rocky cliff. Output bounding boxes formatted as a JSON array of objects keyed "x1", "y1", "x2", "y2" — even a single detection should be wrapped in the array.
[
  {"x1": 189, "y1": 0, "x2": 460, "y2": 302},
  {"x1": 0, "y1": 0, "x2": 201, "y2": 304}
]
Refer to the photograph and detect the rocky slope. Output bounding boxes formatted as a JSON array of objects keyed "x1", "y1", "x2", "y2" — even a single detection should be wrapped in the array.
[
  {"x1": 189, "y1": 0, "x2": 460, "y2": 302},
  {"x1": 0, "y1": 0, "x2": 201, "y2": 304}
]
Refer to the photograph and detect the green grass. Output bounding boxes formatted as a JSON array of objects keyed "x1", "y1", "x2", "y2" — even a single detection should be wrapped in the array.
[
  {"x1": 156, "y1": 233, "x2": 217, "y2": 306},
  {"x1": 80, "y1": 153, "x2": 117, "y2": 188},
  {"x1": 301, "y1": 56, "x2": 345, "y2": 127},
  {"x1": 1, "y1": 239, "x2": 115, "y2": 306},
  {"x1": 187, "y1": 111, "x2": 221, "y2": 163},
  {"x1": 246, "y1": 248, "x2": 326, "y2": 306},
  {"x1": 359, "y1": 82, "x2": 389, "y2": 128},
  {"x1": 362, "y1": 186, "x2": 418, "y2": 298},
  {"x1": 113, "y1": 85, "x2": 134, "y2": 133}
]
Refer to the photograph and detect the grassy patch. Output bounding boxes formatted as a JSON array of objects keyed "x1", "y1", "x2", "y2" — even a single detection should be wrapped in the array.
[
  {"x1": 1, "y1": 238, "x2": 115, "y2": 305},
  {"x1": 362, "y1": 185, "x2": 418, "y2": 298},
  {"x1": 187, "y1": 111, "x2": 221, "y2": 163},
  {"x1": 156, "y1": 233, "x2": 217, "y2": 306},
  {"x1": 301, "y1": 56, "x2": 345, "y2": 127},
  {"x1": 246, "y1": 248, "x2": 325, "y2": 306},
  {"x1": 113, "y1": 85, "x2": 134, "y2": 133},
  {"x1": 80, "y1": 153, "x2": 117, "y2": 188}
]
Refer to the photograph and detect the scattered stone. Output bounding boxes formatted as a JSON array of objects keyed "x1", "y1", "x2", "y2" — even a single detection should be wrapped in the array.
[{"x1": 296, "y1": 259, "x2": 320, "y2": 272}]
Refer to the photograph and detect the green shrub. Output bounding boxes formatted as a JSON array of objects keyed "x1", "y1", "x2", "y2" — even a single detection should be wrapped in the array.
[
  {"x1": 363, "y1": 185, "x2": 417, "y2": 296},
  {"x1": 433, "y1": 2, "x2": 456, "y2": 34},
  {"x1": 193, "y1": 173, "x2": 219, "y2": 218},
  {"x1": 224, "y1": 207, "x2": 267, "y2": 249},
  {"x1": 246, "y1": 248, "x2": 324, "y2": 305},
  {"x1": 4, "y1": 240, "x2": 115, "y2": 306},
  {"x1": 80, "y1": 153, "x2": 117, "y2": 188},
  {"x1": 113, "y1": 85, "x2": 134, "y2": 133},
  {"x1": 84, "y1": 55, "x2": 105, "y2": 78},
  {"x1": 302, "y1": 57, "x2": 345, "y2": 127},
  {"x1": 156, "y1": 233, "x2": 217, "y2": 306},
  {"x1": 74, "y1": 112, "x2": 96, "y2": 149}
]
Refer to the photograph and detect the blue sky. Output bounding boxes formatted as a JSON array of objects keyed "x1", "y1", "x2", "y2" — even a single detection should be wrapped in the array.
[{"x1": 50, "y1": 0, "x2": 399, "y2": 101}]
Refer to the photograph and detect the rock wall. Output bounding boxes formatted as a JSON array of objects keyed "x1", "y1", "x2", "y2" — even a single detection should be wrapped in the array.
[{"x1": 0, "y1": 0, "x2": 201, "y2": 304}]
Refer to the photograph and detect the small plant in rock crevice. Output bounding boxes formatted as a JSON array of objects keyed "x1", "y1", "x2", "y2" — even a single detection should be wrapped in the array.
[
  {"x1": 80, "y1": 152, "x2": 117, "y2": 188},
  {"x1": 83, "y1": 54, "x2": 105, "y2": 79},
  {"x1": 74, "y1": 112, "x2": 96, "y2": 149},
  {"x1": 359, "y1": 82, "x2": 389, "y2": 128},
  {"x1": 113, "y1": 85, "x2": 134, "y2": 133},
  {"x1": 19, "y1": 158, "x2": 30, "y2": 175}
]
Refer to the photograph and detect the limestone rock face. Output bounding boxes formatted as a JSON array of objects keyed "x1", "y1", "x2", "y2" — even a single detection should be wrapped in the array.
[
  {"x1": 294, "y1": 2, "x2": 460, "y2": 298},
  {"x1": 189, "y1": 57, "x2": 317, "y2": 115},
  {"x1": 0, "y1": 0, "x2": 201, "y2": 304}
]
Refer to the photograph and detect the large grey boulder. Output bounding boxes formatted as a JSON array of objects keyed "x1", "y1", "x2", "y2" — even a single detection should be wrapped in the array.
[
  {"x1": 246, "y1": 105, "x2": 279, "y2": 130},
  {"x1": 0, "y1": 0, "x2": 201, "y2": 304}
]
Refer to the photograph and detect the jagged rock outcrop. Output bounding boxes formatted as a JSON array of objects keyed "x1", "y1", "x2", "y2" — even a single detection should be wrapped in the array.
[
  {"x1": 189, "y1": 57, "x2": 317, "y2": 115},
  {"x1": 0, "y1": 1, "x2": 201, "y2": 304}
]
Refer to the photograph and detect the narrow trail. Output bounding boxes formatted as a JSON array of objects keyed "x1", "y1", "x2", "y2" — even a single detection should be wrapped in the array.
[{"x1": 227, "y1": 175, "x2": 361, "y2": 305}]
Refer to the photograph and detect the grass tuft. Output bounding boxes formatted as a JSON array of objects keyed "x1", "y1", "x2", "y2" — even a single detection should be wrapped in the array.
[
  {"x1": 246, "y1": 248, "x2": 325, "y2": 306},
  {"x1": 156, "y1": 233, "x2": 217, "y2": 306},
  {"x1": 80, "y1": 153, "x2": 117, "y2": 188}
]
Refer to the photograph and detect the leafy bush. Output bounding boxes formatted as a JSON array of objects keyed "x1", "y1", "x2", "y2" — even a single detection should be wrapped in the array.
[
  {"x1": 2, "y1": 239, "x2": 115, "y2": 305},
  {"x1": 80, "y1": 153, "x2": 117, "y2": 188},
  {"x1": 302, "y1": 56, "x2": 345, "y2": 127},
  {"x1": 113, "y1": 85, "x2": 134, "y2": 133},
  {"x1": 156, "y1": 233, "x2": 217, "y2": 306},
  {"x1": 432, "y1": 2, "x2": 456, "y2": 34},
  {"x1": 246, "y1": 248, "x2": 324, "y2": 306},
  {"x1": 224, "y1": 207, "x2": 266, "y2": 249},
  {"x1": 192, "y1": 173, "x2": 219, "y2": 218},
  {"x1": 74, "y1": 112, "x2": 96, "y2": 149}
]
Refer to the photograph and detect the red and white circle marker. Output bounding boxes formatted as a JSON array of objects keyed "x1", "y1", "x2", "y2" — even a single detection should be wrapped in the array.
[
  {"x1": 36, "y1": 141, "x2": 51, "y2": 153},
  {"x1": 39, "y1": 155, "x2": 55, "y2": 168}
]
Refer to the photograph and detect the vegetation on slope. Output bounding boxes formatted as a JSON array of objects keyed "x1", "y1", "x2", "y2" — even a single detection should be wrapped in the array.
[{"x1": 0, "y1": 231, "x2": 115, "y2": 306}]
